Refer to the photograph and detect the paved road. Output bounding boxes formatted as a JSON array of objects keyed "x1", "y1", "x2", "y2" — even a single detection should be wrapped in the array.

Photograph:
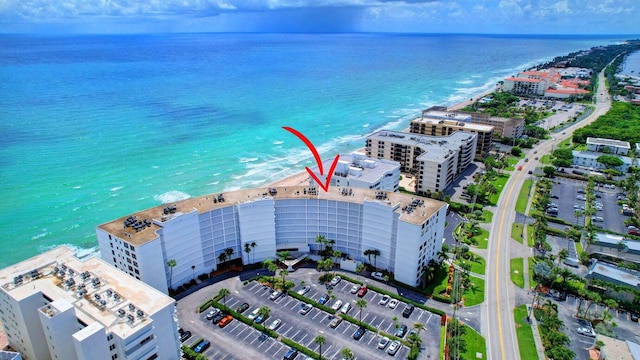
[{"x1": 482, "y1": 67, "x2": 612, "y2": 360}]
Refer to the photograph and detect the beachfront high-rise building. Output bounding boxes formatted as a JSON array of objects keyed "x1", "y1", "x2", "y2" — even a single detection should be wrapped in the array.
[
  {"x1": 365, "y1": 130, "x2": 477, "y2": 196},
  {"x1": 503, "y1": 68, "x2": 591, "y2": 99},
  {"x1": 0, "y1": 246, "x2": 180, "y2": 360},
  {"x1": 308, "y1": 152, "x2": 400, "y2": 192},
  {"x1": 96, "y1": 187, "x2": 447, "y2": 290},
  {"x1": 409, "y1": 110, "x2": 494, "y2": 159},
  {"x1": 422, "y1": 106, "x2": 524, "y2": 140}
]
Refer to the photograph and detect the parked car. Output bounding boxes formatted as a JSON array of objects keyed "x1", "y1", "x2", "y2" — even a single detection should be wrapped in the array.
[
  {"x1": 255, "y1": 313, "x2": 268, "y2": 324},
  {"x1": 371, "y1": 272, "x2": 385, "y2": 280},
  {"x1": 395, "y1": 324, "x2": 408, "y2": 338},
  {"x1": 205, "y1": 308, "x2": 221, "y2": 320},
  {"x1": 179, "y1": 330, "x2": 192, "y2": 343},
  {"x1": 388, "y1": 299, "x2": 399, "y2": 309},
  {"x1": 269, "y1": 290, "x2": 282, "y2": 301},
  {"x1": 299, "y1": 303, "x2": 313, "y2": 315},
  {"x1": 331, "y1": 300, "x2": 344, "y2": 311},
  {"x1": 267, "y1": 319, "x2": 282, "y2": 331},
  {"x1": 194, "y1": 340, "x2": 210, "y2": 353},
  {"x1": 236, "y1": 302, "x2": 250, "y2": 313},
  {"x1": 378, "y1": 295, "x2": 390, "y2": 306},
  {"x1": 550, "y1": 194, "x2": 559, "y2": 199},
  {"x1": 211, "y1": 312, "x2": 225, "y2": 324},
  {"x1": 402, "y1": 304, "x2": 415, "y2": 318},
  {"x1": 218, "y1": 314, "x2": 233, "y2": 328},
  {"x1": 357, "y1": 286, "x2": 368, "y2": 298},
  {"x1": 630, "y1": 313, "x2": 639, "y2": 322},
  {"x1": 297, "y1": 286, "x2": 311, "y2": 295},
  {"x1": 352, "y1": 326, "x2": 366, "y2": 340},
  {"x1": 349, "y1": 284, "x2": 360, "y2": 294},
  {"x1": 318, "y1": 294, "x2": 330, "y2": 305},
  {"x1": 248, "y1": 308, "x2": 260, "y2": 321},
  {"x1": 330, "y1": 276, "x2": 342, "y2": 286},
  {"x1": 340, "y1": 302, "x2": 352, "y2": 314},
  {"x1": 283, "y1": 347, "x2": 299, "y2": 360},
  {"x1": 576, "y1": 327, "x2": 596, "y2": 337},
  {"x1": 377, "y1": 336, "x2": 390, "y2": 349},
  {"x1": 329, "y1": 316, "x2": 343, "y2": 328},
  {"x1": 387, "y1": 340, "x2": 401, "y2": 355}
]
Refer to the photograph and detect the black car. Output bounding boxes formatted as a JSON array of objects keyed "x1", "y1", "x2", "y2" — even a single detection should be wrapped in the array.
[
  {"x1": 211, "y1": 312, "x2": 225, "y2": 324},
  {"x1": 236, "y1": 302, "x2": 250, "y2": 313},
  {"x1": 550, "y1": 195, "x2": 559, "y2": 199},
  {"x1": 179, "y1": 330, "x2": 192, "y2": 342},
  {"x1": 395, "y1": 324, "x2": 408, "y2": 338},
  {"x1": 402, "y1": 304, "x2": 415, "y2": 318},
  {"x1": 352, "y1": 327, "x2": 366, "y2": 340},
  {"x1": 631, "y1": 313, "x2": 639, "y2": 322}
]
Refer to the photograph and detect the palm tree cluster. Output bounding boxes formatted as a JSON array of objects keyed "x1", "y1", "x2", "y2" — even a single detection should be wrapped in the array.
[{"x1": 534, "y1": 300, "x2": 575, "y2": 360}]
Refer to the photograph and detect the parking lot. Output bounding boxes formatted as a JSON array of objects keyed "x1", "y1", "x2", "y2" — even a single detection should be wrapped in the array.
[{"x1": 178, "y1": 271, "x2": 442, "y2": 360}]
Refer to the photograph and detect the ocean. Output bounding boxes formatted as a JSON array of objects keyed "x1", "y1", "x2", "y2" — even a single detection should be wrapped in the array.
[{"x1": 0, "y1": 33, "x2": 629, "y2": 267}]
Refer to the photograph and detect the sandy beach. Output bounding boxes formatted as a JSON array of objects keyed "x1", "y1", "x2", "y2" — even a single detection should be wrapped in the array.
[{"x1": 268, "y1": 87, "x2": 496, "y2": 188}]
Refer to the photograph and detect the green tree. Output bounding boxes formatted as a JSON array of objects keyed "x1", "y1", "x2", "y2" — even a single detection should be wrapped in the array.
[
  {"x1": 218, "y1": 288, "x2": 230, "y2": 310},
  {"x1": 597, "y1": 155, "x2": 624, "y2": 169},
  {"x1": 279, "y1": 269, "x2": 289, "y2": 290},
  {"x1": 557, "y1": 249, "x2": 569, "y2": 266},
  {"x1": 340, "y1": 348, "x2": 354, "y2": 360},
  {"x1": 244, "y1": 243, "x2": 252, "y2": 264},
  {"x1": 250, "y1": 241, "x2": 257, "y2": 263},
  {"x1": 167, "y1": 259, "x2": 177, "y2": 290},
  {"x1": 511, "y1": 146, "x2": 522, "y2": 157},
  {"x1": 257, "y1": 305, "x2": 270, "y2": 323},
  {"x1": 277, "y1": 251, "x2": 290, "y2": 263},
  {"x1": 315, "y1": 235, "x2": 326, "y2": 254},
  {"x1": 355, "y1": 299, "x2": 367, "y2": 325},
  {"x1": 314, "y1": 335, "x2": 326, "y2": 360},
  {"x1": 543, "y1": 166, "x2": 556, "y2": 177}
]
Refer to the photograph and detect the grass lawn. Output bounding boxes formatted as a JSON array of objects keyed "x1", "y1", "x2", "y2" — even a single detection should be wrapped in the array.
[
  {"x1": 463, "y1": 276, "x2": 485, "y2": 306},
  {"x1": 526, "y1": 225, "x2": 535, "y2": 247},
  {"x1": 528, "y1": 257, "x2": 537, "y2": 289},
  {"x1": 471, "y1": 228, "x2": 490, "y2": 249},
  {"x1": 455, "y1": 253, "x2": 486, "y2": 275},
  {"x1": 505, "y1": 156, "x2": 519, "y2": 171},
  {"x1": 514, "y1": 304, "x2": 537, "y2": 359},
  {"x1": 576, "y1": 240, "x2": 584, "y2": 255},
  {"x1": 489, "y1": 174, "x2": 509, "y2": 205},
  {"x1": 539, "y1": 154, "x2": 552, "y2": 164},
  {"x1": 424, "y1": 264, "x2": 449, "y2": 296},
  {"x1": 440, "y1": 325, "x2": 446, "y2": 360},
  {"x1": 478, "y1": 210, "x2": 493, "y2": 223},
  {"x1": 459, "y1": 324, "x2": 486, "y2": 360},
  {"x1": 557, "y1": 137, "x2": 572, "y2": 149},
  {"x1": 515, "y1": 178, "x2": 533, "y2": 214},
  {"x1": 510, "y1": 258, "x2": 525, "y2": 288},
  {"x1": 511, "y1": 223, "x2": 523, "y2": 244}
]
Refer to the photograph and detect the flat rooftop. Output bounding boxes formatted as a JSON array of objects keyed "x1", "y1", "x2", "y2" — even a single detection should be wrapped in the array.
[
  {"x1": 587, "y1": 260, "x2": 640, "y2": 289},
  {"x1": 586, "y1": 137, "x2": 631, "y2": 148},
  {"x1": 98, "y1": 185, "x2": 447, "y2": 246},
  {"x1": 412, "y1": 113, "x2": 495, "y2": 132},
  {"x1": 0, "y1": 246, "x2": 173, "y2": 339},
  {"x1": 368, "y1": 130, "x2": 476, "y2": 163},
  {"x1": 309, "y1": 153, "x2": 399, "y2": 185}
]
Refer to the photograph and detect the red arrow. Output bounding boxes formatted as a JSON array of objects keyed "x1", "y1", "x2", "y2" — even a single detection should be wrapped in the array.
[{"x1": 282, "y1": 126, "x2": 340, "y2": 192}]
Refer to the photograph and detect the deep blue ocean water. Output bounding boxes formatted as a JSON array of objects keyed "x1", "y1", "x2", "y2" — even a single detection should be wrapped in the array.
[{"x1": 0, "y1": 33, "x2": 628, "y2": 267}]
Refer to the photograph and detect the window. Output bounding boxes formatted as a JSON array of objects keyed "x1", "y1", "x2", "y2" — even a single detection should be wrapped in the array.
[
  {"x1": 130, "y1": 245, "x2": 135, "y2": 251},
  {"x1": 112, "y1": 355, "x2": 118, "y2": 360},
  {"x1": 132, "y1": 254, "x2": 137, "y2": 260},
  {"x1": 111, "y1": 250, "x2": 115, "y2": 255},
  {"x1": 134, "y1": 269, "x2": 139, "y2": 274},
  {"x1": 124, "y1": 243, "x2": 129, "y2": 249},
  {"x1": 109, "y1": 344, "x2": 116, "y2": 351}
]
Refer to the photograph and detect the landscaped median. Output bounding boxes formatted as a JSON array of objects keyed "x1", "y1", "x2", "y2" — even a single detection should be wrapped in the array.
[
  {"x1": 515, "y1": 178, "x2": 534, "y2": 214},
  {"x1": 513, "y1": 304, "x2": 537, "y2": 359},
  {"x1": 510, "y1": 258, "x2": 525, "y2": 288}
]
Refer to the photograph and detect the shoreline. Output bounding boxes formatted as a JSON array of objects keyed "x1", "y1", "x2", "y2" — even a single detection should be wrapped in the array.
[{"x1": 267, "y1": 87, "x2": 496, "y2": 188}]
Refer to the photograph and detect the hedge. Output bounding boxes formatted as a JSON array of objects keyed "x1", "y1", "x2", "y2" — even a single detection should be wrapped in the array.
[
  {"x1": 333, "y1": 274, "x2": 363, "y2": 286},
  {"x1": 209, "y1": 300, "x2": 279, "y2": 338},
  {"x1": 287, "y1": 290, "x2": 336, "y2": 315},
  {"x1": 198, "y1": 293, "x2": 225, "y2": 313},
  {"x1": 181, "y1": 345, "x2": 208, "y2": 360}
]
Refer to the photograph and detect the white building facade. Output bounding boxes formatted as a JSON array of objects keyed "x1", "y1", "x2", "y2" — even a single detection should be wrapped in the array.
[
  {"x1": 96, "y1": 187, "x2": 448, "y2": 290},
  {"x1": 0, "y1": 247, "x2": 180, "y2": 360},
  {"x1": 308, "y1": 153, "x2": 400, "y2": 192}
]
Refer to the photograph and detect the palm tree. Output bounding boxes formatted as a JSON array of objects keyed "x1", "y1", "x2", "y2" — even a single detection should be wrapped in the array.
[
  {"x1": 355, "y1": 299, "x2": 367, "y2": 325},
  {"x1": 364, "y1": 249, "x2": 373, "y2": 265},
  {"x1": 218, "y1": 252, "x2": 228, "y2": 266},
  {"x1": 279, "y1": 269, "x2": 289, "y2": 290},
  {"x1": 355, "y1": 263, "x2": 364, "y2": 282},
  {"x1": 371, "y1": 249, "x2": 381, "y2": 270},
  {"x1": 166, "y1": 259, "x2": 177, "y2": 289},
  {"x1": 268, "y1": 262, "x2": 278, "y2": 286},
  {"x1": 314, "y1": 335, "x2": 326, "y2": 360},
  {"x1": 557, "y1": 249, "x2": 569, "y2": 266},
  {"x1": 315, "y1": 235, "x2": 326, "y2": 254},
  {"x1": 277, "y1": 251, "x2": 290, "y2": 264},
  {"x1": 225, "y1": 247, "x2": 234, "y2": 259},
  {"x1": 257, "y1": 305, "x2": 270, "y2": 324},
  {"x1": 559, "y1": 267, "x2": 573, "y2": 283},
  {"x1": 413, "y1": 322, "x2": 425, "y2": 335},
  {"x1": 250, "y1": 241, "x2": 257, "y2": 263},
  {"x1": 340, "y1": 348, "x2": 353, "y2": 360},
  {"x1": 218, "y1": 288, "x2": 230, "y2": 310},
  {"x1": 244, "y1": 243, "x2": 252, "y2": 264},
  {"x1": 437, "y1": 249, "x2": 448, "y2": 263}
]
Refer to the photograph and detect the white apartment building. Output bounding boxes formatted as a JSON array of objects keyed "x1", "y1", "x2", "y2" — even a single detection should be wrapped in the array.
[
  {"x1": 308, "y1": 152, "x2": 400, "y2": 192},
  {"x1": 586, "y1": 137, "x2": 631, "y2": 155},
  {"x1": 503, "y1": 77, "x2": 549, "y2": 96},
  {"x1": 0, "y1": 247, "x2": 179, "y2": 360},
  {"x1": 365, "y1": 130, "x2": 477, "y2": 195},
  {"x1": 96, "y1": 187, "x2": 448, "y2": 290},
  {"x1": 571, "y1": 150, "x2": 633, "y2": 172}
]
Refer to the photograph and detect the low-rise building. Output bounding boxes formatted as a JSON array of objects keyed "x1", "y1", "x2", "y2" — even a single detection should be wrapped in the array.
[
  {"x1": 308, "y1": 152, "x2": 400, "y2": 192},
  {"x1": 409, "y1": 110, "x2": 494, "y2": 159},
  {"x1": 0, "y1": 246, "x2": 180, "y2": 360},
  {"x1": 97, "y1": 187, "x2": 448, "y2": 290},
  {"x1": 587, "y1": 137, "x2": 631, "y2": 155},
  {"x1": 585, "y1": 233, "x2": 640, "y2": 266},
  {"x1": 586, "y1": 260, "x2": 640, "y2": 303},
  {"x1": 571, "y1": 150, "x2": 633, "y2": 172},
  {"x1": 596, "y1": 335, "x2": 640, "y2": 360},
  {"x1": 365, "y1": 130, "x2": 477, "y2": 195},
  {"x1": 452, "y1": 110, "x2": 524, "y2": 139}
]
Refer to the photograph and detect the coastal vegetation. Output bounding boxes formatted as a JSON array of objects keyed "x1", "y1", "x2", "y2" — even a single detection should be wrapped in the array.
[{"x1": 572, "y1": 101, "x2": 640, "y2": 145}]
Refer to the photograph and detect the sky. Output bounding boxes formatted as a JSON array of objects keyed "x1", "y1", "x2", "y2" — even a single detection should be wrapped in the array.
[{"x1": 0, "y1": 0, "x2": 638, "y2": 35}]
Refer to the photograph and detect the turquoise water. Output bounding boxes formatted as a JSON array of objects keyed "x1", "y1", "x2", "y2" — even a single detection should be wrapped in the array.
[{"x1": 0, "y1": 33, "x2": 627, "y2": 267}]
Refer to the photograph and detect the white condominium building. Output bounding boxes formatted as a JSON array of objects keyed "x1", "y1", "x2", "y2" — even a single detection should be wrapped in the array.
[
  {"x1": 586, "y1": 137, "x2": 631, "y2": 155},
  {"x1": 96, "y1": 187, "x2": 448, "y2": 290},
  {"x1": 0, "y1": 246, "x2": 180, "y2": 360},
  {"x1": 365, "y1": 130, "x2": 477, "y2": 195},
  {"x1": 308, "y1": 152, "x2": 400, "y2": 192}
]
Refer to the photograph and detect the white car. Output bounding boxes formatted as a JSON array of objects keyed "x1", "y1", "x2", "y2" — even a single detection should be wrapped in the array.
[
  {"x1": 576, "y1": 327, "x2": 596, "y2": 337},
  {"x1": 297, "y1": 286, "x2": 311, "y2": 295},
  {"x1": 267, "y1": 319, "x2": 282, "y2": 331},
  {"x1": 340, "y1": 302, "x2": 351, "y2": 314},
  {"x1": 248, "y1": 308, "x2": 260, "y2": 320},
  {"x1": 331, "y1": 300, "x2": 343, "y2": 311},
  {"x1": 388, "y1": 299, "x2": 399, "y2": 309},
  {"x1": 269, "y1": 290, "x2": 282, "y2": 300},
  {"x1": 371, "y1": 272, "x2": 385, "y2": 280},
  {"x1": 349, "y1": 284, "x2": 360, "y2": 294},
  {"x1": 377, "y1": 336, "x2": 390, "y2": 350},
  {"x1": 330, "y1": 276, "x2": 342, "y2": 286},
  {"x1": 387, "y1": 340, "x2": 401, "y2": 355},
  {"x1": 378, "y1": 295, "x2": 390, "y2": 306},
  {"x1": 299, "y1": 303, "x2": 313, "y2": 315}
]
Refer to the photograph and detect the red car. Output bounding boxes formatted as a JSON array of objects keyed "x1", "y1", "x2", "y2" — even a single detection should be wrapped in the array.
[
  {"x1": 218, "y1": 314, "x2": 233, "y2": 328},
  {"x1": 517, "y1": 165, "x2": 523, "y2": 171},
  {"x1": 357, "y1": 286, "x2": 368, "y2": 298}
]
